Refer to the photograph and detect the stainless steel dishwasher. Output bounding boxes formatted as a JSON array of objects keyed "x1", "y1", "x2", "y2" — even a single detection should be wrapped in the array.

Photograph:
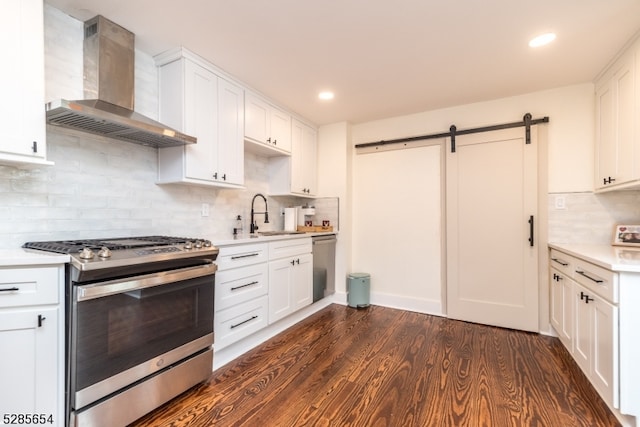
[{"x1": 312, "y1": 234, "x2": 337, "y2": 302}]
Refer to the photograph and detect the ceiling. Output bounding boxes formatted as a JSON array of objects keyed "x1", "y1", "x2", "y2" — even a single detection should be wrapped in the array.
[{"x1": 45, "y1": 0, "x2": 640, "y2": 126}]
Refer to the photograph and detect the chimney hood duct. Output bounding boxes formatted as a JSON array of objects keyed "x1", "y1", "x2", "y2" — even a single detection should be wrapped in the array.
[{"x1": 46, "y1": 16, "x2": 196, "y2": 148}]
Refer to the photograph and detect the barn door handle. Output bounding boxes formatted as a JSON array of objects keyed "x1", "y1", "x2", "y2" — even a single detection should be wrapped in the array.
[{"x1": 528, "y1": 215, "x2": 534, "y2": 247}]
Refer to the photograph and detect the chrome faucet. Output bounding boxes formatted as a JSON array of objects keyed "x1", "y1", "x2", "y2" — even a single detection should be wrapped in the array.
[{"x1": 250, "y1": 193, "x2": 269, "y2": 233}]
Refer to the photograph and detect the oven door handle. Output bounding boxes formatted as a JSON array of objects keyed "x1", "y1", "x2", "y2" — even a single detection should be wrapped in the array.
[{"x1": 76, "y1": 263, "x2": 217, "y2": 301}]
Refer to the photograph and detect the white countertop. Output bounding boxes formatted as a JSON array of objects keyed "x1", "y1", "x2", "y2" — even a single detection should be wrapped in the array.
[
  {"x1": 0, "y1": 249, "x2": 70, "y2": 267},
  {"x1": 211, "y1": 231, "x2": 336, "y2": 247},
  {"x1": 549, "y1": 243, "x2": 640, "y2": 273}
]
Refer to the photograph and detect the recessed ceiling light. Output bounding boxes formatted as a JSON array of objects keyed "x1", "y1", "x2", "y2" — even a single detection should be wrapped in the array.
[
  {"x1": 318, "y1": 91, "x2": 335, "y2": 100},
  {"x1": 529, "y1": 32, "x2": 556, "y2": 48}
]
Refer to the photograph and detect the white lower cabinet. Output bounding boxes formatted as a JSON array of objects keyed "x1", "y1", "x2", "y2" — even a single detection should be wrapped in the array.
[
  {"x1": 214, "y1": 237, "x2": 314, "y2": 348},
  {"x1": 548, "y1": 247, "x2": 639, "y2": 419},
  {"x1": 573, "y1": 281, "x2": 619, "y2": 409},
  {"x1": 0, "y1": 264, "x2": 64, "y2": 425},
  {"x1": 214, "y1": 243, "x2": 269, "y2": 350},
  {"x1": 268, "y1": 238, "x2": 312, "y2": 324},
  {"x1": 550, "y1": 266, "x2": 573, "y2": 352}
]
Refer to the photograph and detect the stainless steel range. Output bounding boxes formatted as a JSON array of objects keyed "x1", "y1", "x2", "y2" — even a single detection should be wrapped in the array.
[{"x1": 23, "y1": 236, "x2": 218, "y2": 427}]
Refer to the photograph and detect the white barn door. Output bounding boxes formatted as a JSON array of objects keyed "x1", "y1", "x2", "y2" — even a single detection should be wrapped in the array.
[{"x1": 446, "y1": 127, "x2": 538, "y2": 332}]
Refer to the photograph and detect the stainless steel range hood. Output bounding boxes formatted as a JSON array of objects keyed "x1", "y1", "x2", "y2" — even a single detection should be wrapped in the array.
[{"x1": 46, "y1": 16, "x2": 196, "y2": 148}]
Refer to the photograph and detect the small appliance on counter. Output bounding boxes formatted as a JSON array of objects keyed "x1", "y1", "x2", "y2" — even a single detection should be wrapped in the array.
[{"x1": 282, "y1": 204, "x2": 334, "y2": 233}]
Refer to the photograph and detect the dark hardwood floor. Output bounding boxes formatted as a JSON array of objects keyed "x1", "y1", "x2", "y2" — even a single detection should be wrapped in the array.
[{"x1": 130, "y1": 304, "x2": 620, "y2": 427}]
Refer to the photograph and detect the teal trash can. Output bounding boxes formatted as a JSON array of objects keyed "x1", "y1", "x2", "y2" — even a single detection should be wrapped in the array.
[{"x1": 347, "y1": 273, "x2": 370, "y2": 308}]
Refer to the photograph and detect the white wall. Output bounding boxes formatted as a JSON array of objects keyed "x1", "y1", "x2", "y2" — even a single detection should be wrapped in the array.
[
  {"x1": 352, "y1": 83, "x2": 596, "y2": 193},
  {"x1": 352, "y1": 143, "x2": 443, "y2": 314},
  {"x1": 317, "y1": 122, "x2": 351, "y2": 296}
]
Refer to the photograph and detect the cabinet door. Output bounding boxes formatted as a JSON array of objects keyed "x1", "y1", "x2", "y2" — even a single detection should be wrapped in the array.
[
  {"x1": 574, "y1": 283, "x2": 591, "y2": 375},
  {"x1": 614, "y1": 57, "x2": 635, "y2": 186},
  {"x1": 0, "y1": 307, "x2": 59, "y2": 416},
  {"x1": 268, "y1": 258, "x2": 294, "y2": 323},
  {"x1": 0, "y1": 0, "x2": 47, "y2": 161},
  {"x1": 292, "y1": 253, "x2": 313, "y2": 310},
  {"x1": 245, "y1": 94, "x2": 270, "y2": 143},
  {"x1": 269, "y1": 107, "x2": 292, "y2": 153},
  {"x1": 217, "y1": 78, "x2": 244, "y2": 185},
  {"x1": 184, "y1": 60, "x2": 218, "y2": 181},
  {"x1": 595, "y1": 53, "x2": 636, "y2": 189},
  {"x1": 592, "y1": 295, "x2": 619, "y2": 409},
  {"x1": 291, "y1": 120, "x2": 318, "y2": 196},
  {"x1": 550, "y1": 269, "x2": 573, "y2": 352},
  {"x1": 595, "y1": 79, "x2": 616, "y2": 188}
]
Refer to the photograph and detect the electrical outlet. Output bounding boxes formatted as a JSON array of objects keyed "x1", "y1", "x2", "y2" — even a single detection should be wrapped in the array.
[
  {"x1": 554, "y1": 196, "x2": 566, "y2": 210},
  {"x1": 201, "y1": 203, "x2": 210, "y2": 217}
]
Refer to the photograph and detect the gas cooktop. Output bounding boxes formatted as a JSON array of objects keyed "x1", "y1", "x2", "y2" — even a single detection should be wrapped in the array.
[
  {"x1": 23, "y1": 236, "x2": 205, "y2": 254},
  {"x1": 23, "y1": 236, "x2": 218, "y2": 274}
]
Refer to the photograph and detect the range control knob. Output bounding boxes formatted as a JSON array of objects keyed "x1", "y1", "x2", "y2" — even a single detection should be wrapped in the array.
[
  {"x1": 98, "y1": 247, "x2": 112, "y2": 258},
  {"x1": 184, "y1": 241, "x2": 193, "y2": 250},
  {"x1": 79, "y1": 247, "x2": 95, "y2": 260},
  {"x1": 194, "y1": 240, "x2": 203, "y2": 249},
  {"x1": 203, "y1": 240, "x2": 212, "y2": 248}
]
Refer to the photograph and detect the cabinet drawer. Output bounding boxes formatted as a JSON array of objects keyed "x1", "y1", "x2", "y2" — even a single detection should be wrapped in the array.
[
  {"x1": 216, "y1": 243, "x2": 268, "y2": 270},
  {"x1": 549, "y1": 249, "x2": 574, "y2": 276},
  {"x1": 269, "y1": 238, "x2": 312, "y2": 260},
  {"x1": 0, "y1": 267, "x2": 59, "y2": 308},
  {"x1": 214, "y1": 295, "x2": 268, "y2": 350},
  {"x1": 215, "y1": 263, "x2": 268, "y2": 310},
  {"x1": 573, "y1": 260, "x2": 618, "y2": 304}
]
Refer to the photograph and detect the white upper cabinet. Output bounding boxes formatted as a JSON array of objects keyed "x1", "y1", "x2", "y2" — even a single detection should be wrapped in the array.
[
  {"x1": 594, "y1": 35, "x2": 640, "y2": 191},
  {"x1": 245, "y1": 92, "x2": 292, "y2": 155},
  {"x1": 0, "y1": 0, "x2": 52, "y2": 167},
  {"x1": 269, "y1": 119, "x2": 318, "y2": 197},
  {"x1": 156, "y1": 48, "x2": 244, "y2": 188}
]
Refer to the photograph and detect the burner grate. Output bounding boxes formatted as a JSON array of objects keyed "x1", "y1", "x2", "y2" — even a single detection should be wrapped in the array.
[{"x1": 22, "y1": 236, "x2": 198, "y2": 254}]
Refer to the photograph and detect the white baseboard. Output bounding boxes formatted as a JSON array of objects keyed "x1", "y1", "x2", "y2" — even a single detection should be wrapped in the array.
[{"x1": 334, "y1": 290, "x2": 443, "y2": 316}]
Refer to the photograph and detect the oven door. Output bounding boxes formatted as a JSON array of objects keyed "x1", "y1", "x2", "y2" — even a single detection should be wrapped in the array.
[{"x1": 70, "y1": 263, "x2": 216, "y2": 410}]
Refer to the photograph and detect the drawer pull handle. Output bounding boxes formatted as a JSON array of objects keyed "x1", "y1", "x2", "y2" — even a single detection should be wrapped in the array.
[
  {"x1": 230, "y1": 315, "x2": 258, "y2": 329},
  {"x1": 551, "y1": 257, "x2": 569, "y2": 267},
  {"x1": 38, "y1": 314, "x2": 46, "y2": 327},
  {"x1": 553, "y1": 273, "x2": 563, "y2": 282},
  {"x1": 231, "y1": 281, "x2": 259, "y2": 291},
  {"x1": 0, "y1": 287, "x2": 20, "y2": 292},
  {"x1": 231, "y1": 253, "x2": 260, "y2": 260},
  {"x1": 575, "y1": 270, "x2": 604, "y2": 284}
]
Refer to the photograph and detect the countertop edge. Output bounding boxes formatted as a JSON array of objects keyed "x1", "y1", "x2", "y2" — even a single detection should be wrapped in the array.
[
  {"x1": 0, "y1": 249, "x2": 70, "y2": 267},
  {"x1": 212, "y1": 231, "x2": 337, "y2": 247},
  {"x1": 549, "y1": 242, "x2": 640, "y2": 273}
]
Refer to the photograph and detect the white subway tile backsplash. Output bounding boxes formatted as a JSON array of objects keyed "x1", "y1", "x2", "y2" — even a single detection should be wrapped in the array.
[{"x1": 548, "y1": 191, "x2": 640, "y2": 244}]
